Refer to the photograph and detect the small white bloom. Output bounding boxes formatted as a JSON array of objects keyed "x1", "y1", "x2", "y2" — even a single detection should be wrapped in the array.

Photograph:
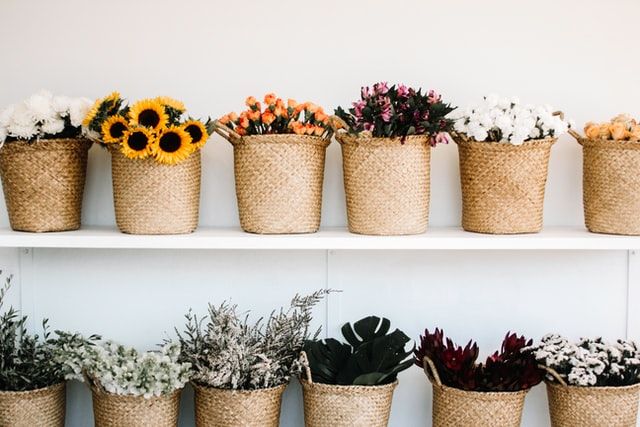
[
  {"x1": 25, "y1": 90, "x2": 55, "y2": 121},
  {"x1": 52, "y1": 96, "x2": 72, "y2": 114},
  {"x1": 0, "y1": 105, "x2": 15, "y2": 127},
  {"x1": 69, "y1": 98, "x2": 92, "y2": 127},
  {"x1": 41, "y1": 117, "x2": 65, "y2": 135}
]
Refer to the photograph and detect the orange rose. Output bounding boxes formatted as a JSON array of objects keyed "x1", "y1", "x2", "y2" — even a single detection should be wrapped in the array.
[
  {"x1": 306, "y1": 103, "x2": 319, "y2": 113},
  {"x1": 264, "y1": 93, "x2": 277, "y2": 105},
  {"x1": 274, "y1": 106, "x2": 286, "y2": 117},
  {"x1": 239, "y1": 116, "x2": 250, "y2": 129},
  {"x1": 287, "y1": 99, "x2": 298, "y2": 109},
  {"x1": 229, "y1": 112, "x2": 239, "y2": 122},
  {"x1": 610, "y1": 122, "x2": 627, "y2": 141},
  {"x1": 245, "y1": 96, "x2": 258, "y2": 107},
  {"x1": 219, "y1": 114, "x2": 231, "y2": 125},
  {"x1": 294, "y1": 103, "x2": 307, "y2": 115},
  {"x1": 275, "y1": 98, "x2": 285, "y2": 108},
  {"x1": 305, "y1": 123, "x2": 315, "y2": 135},
  {"x1": 584, "y1": 123, "x2": 601, "y2": 140},
  {"x1": 262, "y1": 111, "x2": 276, "y2": 125},
  {"x1": 290, "y1": 121, "x2": 305, "y2": 135},
  {"x1": 313, "y1": 126, "x2": 325, "y2": 136},
  {"x1": 236, "y1": 126, "x2": 247, "y2": 136},
  {"x1": 630, "y1": 126, "x2": 640, "y2": 141},
  {"x1": 248, "y1": 110, "x2": 261, "y2": 121},
  {"x1": 599, "y1": 125, "x2": 612, "y2": 140},
  {"x1": 315, "y1": 112, "x2": 329, "y2": 123}
]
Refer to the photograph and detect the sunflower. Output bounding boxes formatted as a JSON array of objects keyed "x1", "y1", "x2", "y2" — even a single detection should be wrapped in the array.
[
  {"x1": 121, "y1": 128, "x2": 153, "y2": 160},
  {"x1": 155, "y1": 96, "x2": 185, "y2": 112},
  {"x1": 128, "y1": 99, "x2": 168, "y2": 130},
  {"x1": 101, "y1": 115, "x2": 129, "y2": 143},
  {"x1": 82, "y1": 91, "x2": 122, "y2": 128},
  {"x1": 181, "y1": 120, "x2": 208, "y2": 149},
  {"x1": 151, "y1": 126, "x2": 193, "y2": 165}
]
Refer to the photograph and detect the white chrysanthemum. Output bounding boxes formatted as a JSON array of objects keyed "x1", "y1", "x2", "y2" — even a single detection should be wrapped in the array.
[
  {"x1": 25, "y1": 90, "x2": 55, "y2": 121},
  {"x1": 52, "y1": 96, "x2": 72, "y2": 114},
  {"x1": 0, "y1": 127, "x2": 6, "y2": 145},
  {"x1": 69, "y1": 97, "x2": 92, "y2": 127},
  {"x1": 0, "y1": 105, "x2": 15, "y2": 127},
  {"x1": 41, "y1": 117, "x2": 65, "y2": 136}
]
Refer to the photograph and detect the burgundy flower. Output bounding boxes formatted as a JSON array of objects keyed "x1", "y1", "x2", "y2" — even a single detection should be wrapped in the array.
[
  {"x1": 397, "y1": 84, "x2": 410, "y2": 97},
  {"x1": 428, "y1": 89, "x2": 441, "y2": 104}
]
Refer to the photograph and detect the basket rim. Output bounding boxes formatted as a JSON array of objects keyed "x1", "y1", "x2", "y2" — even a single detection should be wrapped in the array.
[
  {"x1": 578, "y1": 137, "x2": 640, "y2": 149},
  {"x1": 455, "y1": 136, "x2": 556, "y2": 150},
  {"x1": 299, "y1": 378, "x2": 398, "y2": 392},
  {"x1": 0, "y1": 381, "x2": 65, "y2": 397},
  {"x1": 0, "y1": 137, "x2": 92, "y2": 153},
  {"x1": 232, "y1": 133, "x2": 331, "y2": 148},
  {"x1": 191, "y1": 381, "x2": 287, "y2": 395},
  {"x1": 545, "y1": 380, "x2": 640, "y2": 393},
  {"x1": 335, "y1": 132, "x2": 431, "y2": 147},
  {"x1": 432, "y1": 382, "x2": 531, "y2": 398},
  {"x1": 90, "y1": 384, "x2": 182, "y2": 400}
]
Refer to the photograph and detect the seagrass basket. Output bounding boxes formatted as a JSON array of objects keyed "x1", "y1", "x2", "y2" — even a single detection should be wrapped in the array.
[
  {"x1": 543, "y1": 367, "x2": 640, "y2": 427},
  {"x1": 423, "y1": 357, "x2": 527, "y2": 427},
  {"x1": 110, "y1": 147, "x2": 201, "y2": 235},
  {"x1": 192, "y1": 382, "x2": 286, "y2": 427},
  {"x1": 0, "y1": 138, "x2": 91, "y2": 232},
  {"x1": 0, "y1": 382, "x2": 65, "y2": 427},
  {"x1": 456, "y1": 136, "x2": 555, "y2": 234},
  {"x1": 570, "y1": 129, "x2": 640, "y2": 235},
  {"x1": 332, "y1": 116, "x2": 431, "y2": 235},
  {"x1": 91, "y1": 386, "x2": 181, "y2": 427},
  {"x1": 300, "y1": 355, "x2": 397, "y2": 427},
  {"x1": 213, "y1": 122, "x2": 331, "y2": 234}
]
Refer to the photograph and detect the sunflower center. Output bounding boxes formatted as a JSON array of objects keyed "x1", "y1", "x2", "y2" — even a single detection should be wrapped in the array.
[
  {"x1": 159, "y1": 132, "x2": 182, "y2": 153},
  {"x1": 128, "y1": 131, "x2": 149, "y2": 151},
  {"x1": 138, "y1": 109, "x2": 160, "y2": 128},
  {"x1": 185, "y1": 124, "x2": 203, "y2": 143},
  {"x1": 110, "y1": 122, "x2": 127, "y2": 139}
]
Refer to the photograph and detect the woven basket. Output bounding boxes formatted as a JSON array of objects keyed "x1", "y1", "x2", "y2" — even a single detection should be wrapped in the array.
[
  {"x1": 570, "y1": 129, "x2": 640, "y2": 235},
  {"x1": 213, "y1": 122, "x2": 330, "y2": 234},
  {"x1": 110, "y1": 147, "x2": 201, "y2": 234},
  {"x1": 543, "y1": 366, "x2": 640, "y2": 427},
  {"x1": 0, "y1": 138, "x2": 91, "y2": 232},
  {"x1": 423, "y1": 357, "x2": 527, "y2": 427},
  {"x1": 457, "y1": 137, "x2": 555, "y2": 234},
  {"x1": 91, "y1": 386, "x2": 181, "y2": 427},
  {"x1": 335, "y1": 129, "x2": 431, "y2": 236},
  {"x1": 0, "y1": 382, "x2": 65, "y2": 427},
  {"x1": 193, "y1": 382, "x2": 286, "y2": 427}
]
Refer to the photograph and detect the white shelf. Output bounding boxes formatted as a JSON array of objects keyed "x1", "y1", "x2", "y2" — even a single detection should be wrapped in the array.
[{"x1": 0, "y1": 226, "x2": 638, "y2": 250}]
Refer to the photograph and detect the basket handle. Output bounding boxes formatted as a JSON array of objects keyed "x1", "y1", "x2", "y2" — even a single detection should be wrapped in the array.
[
  {"x1": 538, "y1": 365, "x2": 568, "y2": 387},
  {"x1": 299, "y1": 351, "x2": 313, "y2": 385},
  {"x1": 329, "y1": 115, "x2": 349, "y2": 133},
  {"x1": 422, "y1": 356, "x2": 443, "y2": 387},
  {"x1": 212, "y1": 120, "x2": 242, "y2": 145},
  {"x1": 568, "y1": 128, "x2": 583, "y2": 143}
]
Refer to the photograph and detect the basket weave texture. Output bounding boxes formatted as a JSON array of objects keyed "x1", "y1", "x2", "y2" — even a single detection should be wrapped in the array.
[
  {"x1": 230, "y1": 134, "x2": 330, "y2": 234},
  {"x1": 193, "y1": 382, "x2": 286, "y2": 427},
  {"x1": 457, "y1": 137, "x2": 555, "y2": 234},
  {"x1": 0, "y1": 382, "x2": 65, "y2": 427},
  {"x1": 301, "y1": 379, "x2": 396, "y2": 427},
  {"x1": 91, "y1": 387, "x2": 181, "y2": 427},
  {"x1": 579, "y1": 138, "x2": 640, "y2": 235},
  {"x1": 0, "y1": 138, "x2": 91, "y2": 232},
  {"x1": 110, "y1": 148, "x2": 201, "y2": 235},
  {"x1": 546, "y1": 381, "x2": 640, "y2": 427},
  {"x1": 337, "y1": 133, "x2": 431, "y2": 235}
]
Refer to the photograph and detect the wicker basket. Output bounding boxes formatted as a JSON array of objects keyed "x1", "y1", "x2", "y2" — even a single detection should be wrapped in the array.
[
  {"x1": 212, "y1": 122, "x2": 330, "y2": 234},
  {"x1": 570, "y1": 129, "x2": 640, "y2": 235},
  {"x1": 543, "y1": 367, "x2": 640, "y2": 427},
  {"x1": 334, "y1": 126, "x2": 431, "y2": 236},
  {"x1": 0, "y1": 382, "x2": 66, "y2": 427},
  {"x1": 0, "y1": 138, "x2": 91, "y2": 232},
  {"x1": 457, "y1": 137, "x2": 555, "y2": 234},
  {"x1": 110, "y1": 147, "x2": 201, "y2": 235},
  {"x1": 91, "y1": 386, "x2": 181, "y2": 427},
  {"x1": 423, "y1": 357, "x2": 527, "y2": 427},
  {"x1": 193, "y1": 382, "x2": 286, "y2": 427}
]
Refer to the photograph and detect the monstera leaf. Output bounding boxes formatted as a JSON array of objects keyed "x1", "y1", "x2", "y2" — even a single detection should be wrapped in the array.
[
  {"x1": 341, "y1": 316, "x2": 391, "y2": 349},
  {"x1": 304, "y1": 338, "x2": 351, "y2": 384}
]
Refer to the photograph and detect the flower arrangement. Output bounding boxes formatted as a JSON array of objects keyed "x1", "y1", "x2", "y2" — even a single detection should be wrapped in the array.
[
  {"x1": 584, "y1": 114, "x2": 640, "y2": 141},
  {"x1": 57, "y1": 336, "x2": 191, "y2": 398},
  {"x1": 0, "y1": 91, "x2": 93, "y2": 146},
  {"x1": 334, "y1": 82, "x2": 456, "y2": 144},
  {"x1": 218, "y1": 94, "x2": 331, "y2": 138},
  {"x1": 414, "y1": 328, "x2": 543, "y2": 392},
  {"x1": 174, "y1": 290, "x2": 329, "y2": 390},
  {"x1": 525, "y1": 334, "x2": 640, "y2": 387},
  {"x1": 452, "y1": 94, "x2": 569, "y2": 145},
  {"x1": 83, "y1": 92, "x2": 213, "y2": 165},
  {"x1": 303, "y1": 316, "x2": 413, "y2": 386}
]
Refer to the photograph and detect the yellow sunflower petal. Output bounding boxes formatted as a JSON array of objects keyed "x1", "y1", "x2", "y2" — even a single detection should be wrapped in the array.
[
  {"x1": 101, "y1": 116, "x2": 129, "y2": 143},
  {"x1": 181, "y1": 120, "x2": 209, "y2": 149},
  {"x1": 151, "y1": 126, "x2": 194, "y2": 165},
  {"x1": 82, "y1": 91, "x2": 122, "y2": 128},
  {"x1": 155, "y1": 96, "x2": 186, "y2": 113},
  {"x1": 128, "y1": 99, "x2": 168, "y2": 131},
  {"x1": 121, "y1": 128, "x2": 153, "y2": 160}
]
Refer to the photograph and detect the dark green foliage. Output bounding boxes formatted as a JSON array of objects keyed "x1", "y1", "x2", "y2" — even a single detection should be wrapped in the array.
[{"x1": 304, "y1": 316, "x2": 413, "y2": 386}]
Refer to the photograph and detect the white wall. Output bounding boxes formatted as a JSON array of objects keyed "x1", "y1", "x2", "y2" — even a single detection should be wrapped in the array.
[{"x1": 1, "y1": 0, "x2": 639, "y2": 426}]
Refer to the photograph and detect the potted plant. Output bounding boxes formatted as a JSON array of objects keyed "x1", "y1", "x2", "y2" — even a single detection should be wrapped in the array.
[
  {"x1": 0, "y1": 91, "x2": 93, "y2": 232},
  {"x1": 0, "y1": 272, "x2": 97, "y2": 427},
  {"x1": 213, "y1": 94, "x2": 333, "y2": 234},
  {"x1": 526, "y1": 334, "x2": 640, "y2": 426},
  {"x1": 415, "y1": 328, "x2": 543, "y2": 427},
  {"x1": 57, "y1": 337, "x2": 191, "y2": 427},
  {"x1": 301, "y1": 316, "x2": 413, "y2": 427},
  {"x1": 83, "y1": 92, "x2": 213, "y2": 235},
  {"x1": 174, "y1": 290, "x2": 329, "y2": 427},
  {"x1": 569, "y1": 115, "x2": 640, "y2": 235},
  {"x1": 332, "y1": 82, "x2": 455, "y2": 235},
  {"x1": 452, "y1": 95, "x2": 569, "y2": 234}
]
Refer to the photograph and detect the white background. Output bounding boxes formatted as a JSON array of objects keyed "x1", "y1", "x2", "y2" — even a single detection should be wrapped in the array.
[{"x1": 1, "y1": 0, "x2": 639, "y2": 425}]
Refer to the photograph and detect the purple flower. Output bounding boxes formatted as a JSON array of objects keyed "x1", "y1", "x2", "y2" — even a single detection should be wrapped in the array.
[
  {"x1": 352, "y1": 100, "x2": 366, "y2": 118},
  {"x1": 431, "y1": 132, "x2": 452, "y2": 146},
  {"x1": 428, "y1": 90, "x2": 441, "y2": 104},
  {"x1": 373, "y1": 82, "x2": 389, "y2": 95},
  {"x1": 380, "y1": 97, "x2": 392, "y2": 122},
  {"x1": 361, "y1": 86, "x2": 372, "y2": 99},
  {"x1": 363, "y1": 122, "x2": 375, "y2": 132},
  {"x1": 397, "y1": 84, "x2": 409, "y2": 97}
]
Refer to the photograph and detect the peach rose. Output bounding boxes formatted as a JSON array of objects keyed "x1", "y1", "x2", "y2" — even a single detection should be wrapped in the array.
[
  {"x1": 287, "y1": 99, "x2": 298, "y2": 109},
  {"x1": 229, "y1": 112, "x2": 239, "y2": 122},
  {"x1": 264, "y1": 93, "x2": 277, "y2": 105},
  {"x1": 262, "y1": 111, "x2": 276, "y2": 125},
  {"x1": 219, "y1": 114, "x2": 231, "y2": 125},
  {"x1": 245, "y1": 96, "x2": 258, "y2": 107},
  {"x1": 598, "y1": 125, "x2": 612, "y2": 140},
  {"x1": 290, "y1": 121, "x2": 305, "y2": 135},
  {"x1": 248, "y1": 110, "x2": 261, "y2": 121},
  {"x1": 305, "y1": 123, "x2": 315, "y2": 135},
  {"x1": 313, "y1": 126, "x2": 324, "y2": 136},
  {"x1": 630, "y1": 126, "x2": 640, "y2": 141},
  {"x1": 610, "y1": 122, "x2": 627, "y2": 141}
]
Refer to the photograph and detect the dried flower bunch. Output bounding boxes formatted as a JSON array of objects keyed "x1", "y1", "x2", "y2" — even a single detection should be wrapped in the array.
[
  {"x1": 525, "y1": 334, "x2": 640, "y2": 387},
  {"x1": 414, "y1": 328, "x2": 543, "y2": 392},
  {"x1": 0, "y1": 273, "x2": 97, "y2": 391},
  {"x1": 303, "y1": 316, "x2": 413, "y2": 386},
  {"x1": 584, "y1": 114, "x2": 640, "y2": 141},
  {"x1": 453, "y1": 94, "x2": 570, "y2": 145},
  {"x1": 218, "y1": 93, "x2": 332, "y2": 138},
  {"x1": 334, "y1": 82, "x2": 456, "y2": 144},
  {"x1": 83, "y1": 92, "x2": 213, "y2": 165},
  {"x1": 57, "y1": 336, "x2": 191, "y2": 398},
  {"x1": 175, "y1": 290, "x2": 329, "y2": 390},
  {"x1": 0, "y1": 90, "x2": 93, "y2": 146}
]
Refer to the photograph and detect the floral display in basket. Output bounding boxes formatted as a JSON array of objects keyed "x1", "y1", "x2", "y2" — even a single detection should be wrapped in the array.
[
  {"x1": 83, "y1": 92, "x2": 213, "y2": 164},
  {"x1": 582, "y1": 114, "x2": 640, "y2": 141},
  {"x1": 415, "y1": 328, "x2": 542, "y2": 427}
]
